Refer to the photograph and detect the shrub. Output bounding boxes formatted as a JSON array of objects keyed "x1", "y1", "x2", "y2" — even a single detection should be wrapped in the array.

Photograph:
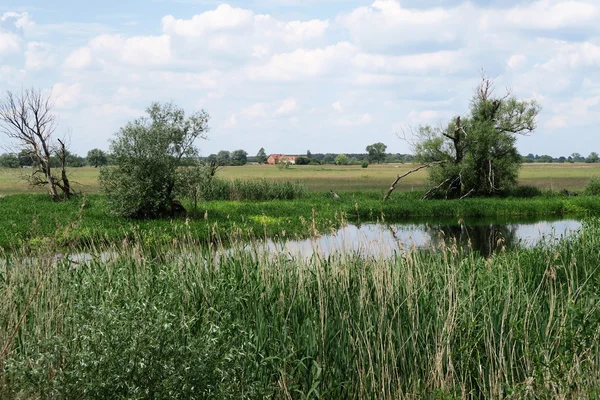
[
  {"x1": 99, "y1": 102, "x2": 209, "y2": 218},
  {"x1": 585, "y1": 177, "x2": 600, "y2": 196},
  {"x1": 295, "y1": 156, "x2": 310, "y2": 165},
  {"x1": 509, "y1": 185, "x2": 542, "y2": 198},
  {"x1": 361, "y1": 161, "x2": 369, "y2": 168}
]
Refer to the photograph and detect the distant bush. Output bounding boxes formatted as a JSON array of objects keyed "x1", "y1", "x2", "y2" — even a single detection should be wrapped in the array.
[
  {"x1": 585, "y1": 177, "x2": 600, "y2": 196},
  {"x1": 295, "y1": 156, "x2": 310, "y2": 165},
  {"x1": 509, "y1": 185, "x2": 542, "y2": 198},
  {"x1": 361, "y1": 161, "x2": 369, "y2": 169}
]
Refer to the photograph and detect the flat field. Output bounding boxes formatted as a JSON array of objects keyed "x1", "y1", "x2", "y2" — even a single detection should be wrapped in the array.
[{"x1": 1, "y1": 162, "x2": 599, "y2": 195}]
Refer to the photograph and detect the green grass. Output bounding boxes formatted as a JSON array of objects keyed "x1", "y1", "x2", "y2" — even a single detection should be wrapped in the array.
[
  {"x1": 3, "y1": 163, "x2": 599, "y2": 195},
  {"x1": 2, "y1": 192, "x2": 600, "y2": 251},
  {"x1": 3, "y1": 217, "x2": 600, "y2": 398}
]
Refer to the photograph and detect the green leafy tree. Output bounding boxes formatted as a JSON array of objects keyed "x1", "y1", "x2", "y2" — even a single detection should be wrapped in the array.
[
  {"x1": 295, "y1": 156, "x2": 310, "y2": 165},
  {"x1": 230, "y1": 149, "x2": 248, "y2": 166},
  {"x1": 99, "y1": 102, "x2": 210, "y2": 218},
  {"x1": 322, "y1": 154, "x2": 335, "y2": 164},
  {"x1": 335, "y1": 154, "x2": 349, "y2": 165},
  {"x1": 571, "y1": 153, "x2": 584, "y2": 162},
  {"x1": 366, "y1": 142, "x2": 387, "y2": 164},
  {"x1": 538, "y1": 155, "x2": 553, "y2": 163},
  {"x1": 217, "y1": 150, "x2": 231, "y2": 166},
  {"x1": 0, "y1": 153, "x2": 20, "y2": 168},
  {"x1": 256, "y1": 148, "x2": 267, "y2": 164},
  {"x1": 87, "y1": 149, "x2": 108, "y2": 167},
  {"x1": 586, "y1": 152, "x2": 600, "y2": 163},
  {"x1": 17, "y1": 149, "x2": 34, "y2": 167},
  {"x1": 413, "y1": 76, "x2": 540, "y2": 197}
]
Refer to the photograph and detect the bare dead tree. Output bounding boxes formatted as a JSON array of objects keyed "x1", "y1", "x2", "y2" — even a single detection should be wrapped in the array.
[
  {"x1": 383, "y1": 162, "x2": 441, "y2": 201},
  {"x1": 0, "y1": 88, "x2": 72, "y2": 200}
]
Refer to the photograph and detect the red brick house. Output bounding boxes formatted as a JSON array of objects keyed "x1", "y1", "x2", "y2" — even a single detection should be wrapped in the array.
[{"x1": 267, "y1": 154, "x2": 297, "y2": 165}]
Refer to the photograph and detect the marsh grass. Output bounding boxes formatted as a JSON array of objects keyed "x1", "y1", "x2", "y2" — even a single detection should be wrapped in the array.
[
  {"x1": 2, "y1": 192, "x2": 600, "y2": 251},
  {"x1": 201, "y1": 178, "x2": 308, "y2": 201},
  {"x1": 2, "y1": 218, "x2": 600, "y2": 398}
]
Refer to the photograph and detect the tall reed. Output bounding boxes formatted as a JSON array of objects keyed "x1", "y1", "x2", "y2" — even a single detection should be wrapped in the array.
[{"x1": 2, "y1": 219, "x2": 600, "y2": 398}]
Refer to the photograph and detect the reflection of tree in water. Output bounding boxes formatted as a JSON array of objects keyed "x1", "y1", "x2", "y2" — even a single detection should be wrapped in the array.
[{"x1": 426, "y1": 223, "x2": 519, "y2": 257}]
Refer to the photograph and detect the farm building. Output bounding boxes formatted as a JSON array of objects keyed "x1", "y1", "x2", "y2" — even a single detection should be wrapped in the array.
[{"x1": 267, "y1": 154, "x2": 297, "y2": 165}]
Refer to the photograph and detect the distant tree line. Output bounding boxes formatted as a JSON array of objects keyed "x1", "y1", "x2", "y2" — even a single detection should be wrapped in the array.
[
  {"x1": 522, "y1": 152, "x2": 600, "y2": 164},
  {"x1": 3, "y1": 147, "x2": 599, "y2": 170}
]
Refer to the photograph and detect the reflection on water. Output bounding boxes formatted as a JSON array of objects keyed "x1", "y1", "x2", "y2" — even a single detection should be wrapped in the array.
[
  {"x1": 5, "y1": 217, "x2": 582, "y2": 268},
  {"x1": 262, "y1": 217, "x2": 582, "y2": 258}
]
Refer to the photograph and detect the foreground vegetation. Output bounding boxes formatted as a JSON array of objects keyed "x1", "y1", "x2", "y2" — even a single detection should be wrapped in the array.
[
  {"x1": 2, "y1": 191, "x2": 600, "y2": 251},
  {"x1": 2, "y1": 217, "x2": 600, "y2": 398}
]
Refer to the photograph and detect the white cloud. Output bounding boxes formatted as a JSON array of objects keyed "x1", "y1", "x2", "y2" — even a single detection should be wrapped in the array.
[
  {"x1": 336, "y1": 113, "x2": 373, "y2": 126},
  {"x1": 25, "y1": 42, "x2": 54, "y2": 70},
  {"x1": 1, "y1": 12, "x2": 35, "y2": 33},
  {"x1": 65, "y1": 34, "x2": 172, "y2": 69},
  {"x1": 542, "y1": 41, "x2": 600, "y2": 70},
  {"x1": 224, "y1": 114, "x2": 238, "y2": 127},
  {"x1": 64, "y1": 47, "x2": 92, "y2": 69},
  {"x1": 161, "y1": 4, "x2": 328, "y2": 64},
  {"x1": 337, "y1": 0, "x2": 471, "y2": 52},
  {"x1": 0, "y1": 32, "x2": 21, "y2": 54},
  {"x1": 546, "y1": 115, "x2": 568, "y2": 129},
  {"x1": 507, "y1": 54, "x2": 527, "y2": 69},
  {"x1": 246, "y1": 42, "x2": 357, "y2": 81},
  {"x1": 275, "y1": 98, "x2": 298, "y2": 116},
  {"x1": 241, "y1": 103, "x2": 267, "y2": 118},
  {"x1": 500, "y1": 0, "x2": 599, "y2": 30},
  {"x1": 52, "y1": 83, "x2": 82, "y2": 109},
  {"x1": 332, "y1": 101, "x2": 343, "y2": 113}
]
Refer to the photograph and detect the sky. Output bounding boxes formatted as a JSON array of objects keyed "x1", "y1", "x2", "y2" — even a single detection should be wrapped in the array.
[{"x1": 0, "y1": 0, "x2": 599, "y2": 157}]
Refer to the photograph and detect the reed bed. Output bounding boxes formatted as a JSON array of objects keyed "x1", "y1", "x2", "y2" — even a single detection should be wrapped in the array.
[
  {"x1": 2, "y1": 192, "x2": 600, "y2": 251},
  {"x1": 2, "y1": 218, "x2": 600, "y2": 399}
]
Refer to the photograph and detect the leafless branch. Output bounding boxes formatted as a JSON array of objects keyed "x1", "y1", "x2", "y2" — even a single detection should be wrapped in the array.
[{"x1": 383, "y1": 162, "x2": 441, "y2": 201}]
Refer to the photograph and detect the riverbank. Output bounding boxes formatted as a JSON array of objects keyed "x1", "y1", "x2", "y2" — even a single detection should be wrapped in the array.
[
  {"x1": 1, "y1": 192, "x2": 600, "y2": 251},
  {"x1": 2, "y1": 217, "x2": 600, "y2": 398}
]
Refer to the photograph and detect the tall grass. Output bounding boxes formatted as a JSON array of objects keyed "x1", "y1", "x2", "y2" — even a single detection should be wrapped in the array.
[
  {"x1": 2, "y1": 219, "x2": 600, "y2": 398},
  {"x1": 3, "y1": 192, "x2": 600, "y2": 251},
  {"x1": 201, "y1": 178, "x2": 308, "y2": 201}
]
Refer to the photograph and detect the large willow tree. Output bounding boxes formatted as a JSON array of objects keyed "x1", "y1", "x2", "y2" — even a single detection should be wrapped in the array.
[{"x1": 413, "y1": 76, "x2": 541, "y2": 198}]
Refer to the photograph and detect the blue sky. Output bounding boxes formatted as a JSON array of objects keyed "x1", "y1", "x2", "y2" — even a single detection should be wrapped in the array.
[{"x1": 1, "y1": 0, "x2": 599, "y2": 157}]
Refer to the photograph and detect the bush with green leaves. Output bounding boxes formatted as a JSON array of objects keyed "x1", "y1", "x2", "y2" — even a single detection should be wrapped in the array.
[
  {"x1": 99, "y1": 102, "x2": 210, "y2": 218},
  {"x1": 361, "y1": 160, "x2": 369, "y2": 168},
  {"x1": 585, "y1": 177, "x2": 600, "y2": 196}
]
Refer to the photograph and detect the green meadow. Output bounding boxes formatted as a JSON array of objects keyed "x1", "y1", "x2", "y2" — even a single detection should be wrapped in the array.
[{"x1": 2, "y1": 162, "x2": 599, "y2": 195}]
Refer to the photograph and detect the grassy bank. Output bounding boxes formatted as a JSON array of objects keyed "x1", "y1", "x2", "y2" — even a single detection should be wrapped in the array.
[
  {"x1": 2, "y1": 192, "x2": 600, "y2": 251},
  {"x1": 2, "y1": 162, "x2": 599, "y2": 195},
  {"x1": 2, "y1": 218, "x2": 600, "y2": 398}
]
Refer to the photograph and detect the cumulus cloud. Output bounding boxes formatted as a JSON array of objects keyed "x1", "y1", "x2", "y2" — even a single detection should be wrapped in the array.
[
  {"x1": 332, "y1": 101, "x2": 343, "y2": 113},
  {"x1": 507, "y1": 54, "x2": 527, "y2": 70},
  {"x1": 65, "y1": 34, "x2": 172, "y2": 69},
  {"x1": 52, "y1": 83, "x2": 82, "y2": 109},
  {"x1": 0, "y1": 32, "x2": 21, "y2": 54},
  {"x1": 275, "y1": 98, "x2": 298, "y2": 116},
  {"x1": 1, "y1": 12, "x2": 35, "y2": 33},
  {"x1": 25, "y1": 42, "x2": 54, "y2": 70},
  {"x1": 336, "y1": 113, "x2": 373, "y2": 126}
]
